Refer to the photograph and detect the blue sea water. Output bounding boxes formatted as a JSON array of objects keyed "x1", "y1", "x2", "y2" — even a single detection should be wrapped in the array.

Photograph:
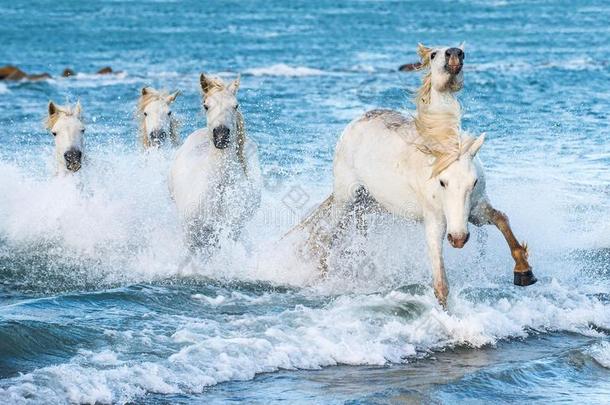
[{"x1": 0, "y1": 0, "x2": 609, "y2": 403}]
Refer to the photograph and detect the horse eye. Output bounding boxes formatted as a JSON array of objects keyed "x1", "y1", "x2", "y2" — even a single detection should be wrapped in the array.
[
  {"x1": 52, "y1": 132, "x2": 57, "y2": 137},
  {"x1": 235, "y1": 104, "x2": 239, "y2": 110},
  {"x1": 458, "y1": 49, "x2": 464, "y2": 58},
  {"x1": 440, "y1": 180, "x2": 446, "y2": 188},
  {"x1": 430, "y1": 51, "x2": 437, "y2": 60},
  {"x1": 81, "y1": 129, "x2": 85, "y2": 134},
  {"x1": 168, "y1": 111, "x2": 172, "y2": 116},
  {"x1": 204, "y1": 105, "x2": 209, "y2": 111},
  {"x1": 143, "y1": 112, "x2": 148, "y2": 116}
]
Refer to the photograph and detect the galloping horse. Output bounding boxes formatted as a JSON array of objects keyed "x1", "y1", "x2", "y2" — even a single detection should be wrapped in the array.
[
  {"x1": 294, "y1": 44, "x2": 536, "y2": 307},
  {"x1": 45, "y1": 101, "x2": 85, "y2": 175},
  {"x1": 169, "y1": 74, "x2": 261, "y2": 253},
  {"x1": 137, "y1": 87, "x2": 180, "y2": 149}
]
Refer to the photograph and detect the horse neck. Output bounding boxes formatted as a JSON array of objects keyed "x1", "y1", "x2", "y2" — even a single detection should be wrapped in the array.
[
  {"x1": 416, "y1": 87, "x2": 462, "y2": 135},
  {"x1": 428, "y1": 87, "x2": 461, "y2": 116}
]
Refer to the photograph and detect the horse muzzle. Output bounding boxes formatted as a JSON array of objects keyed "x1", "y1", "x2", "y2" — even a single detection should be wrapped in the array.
[
  {"x1": 448, "y1": 232, "x2": 470, "y2": 249},
  {"x1": 64, "y1": 148, "x2": 82, "y2": 172},
  {"x1": 149, "y1": 129, "x2": 167, "y2": 146},
  {"x1": 212, "y1": 125, "x2": 230, "y2": 149},
  {"x1": 444, "y1": 48, "x2": 464, "y2": 75}
]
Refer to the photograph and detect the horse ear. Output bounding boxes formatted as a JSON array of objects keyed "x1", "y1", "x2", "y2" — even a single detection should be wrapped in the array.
[
  {"x1": 469, "y1": 133, "x2": 485, "y2": 157},
  {"x1": 417, "y1": 43, "x2": 432, "y2": 62},
  {"x1": 48, "y1": 101, "x2": 57, "y2": 116},
  {"x1": 167, "y1": 90, "x2": 180, "y2": 103},
  {"x1": 200, "y1": 73, "x2": 212, "y2": 94},
  {"x1": 458, "y1": 41, "x2": 466, "y2": 51},
  {"x1": 142, "y1": 87, "x2": 149, "y2": 96},
  {"x1": 228, "y1": 75, "x2": 240, "y2": 95}
]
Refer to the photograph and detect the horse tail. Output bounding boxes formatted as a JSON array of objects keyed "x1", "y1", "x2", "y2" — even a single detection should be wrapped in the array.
[{"x1": 282, "y1": 194, "x2": 335, "y2": 241}]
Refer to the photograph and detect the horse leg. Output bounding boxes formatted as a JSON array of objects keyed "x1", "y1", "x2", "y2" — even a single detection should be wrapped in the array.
[
  {"x1": 186, "y1": 218, "x2": 218, "y2": 256},
  {"x1": 424, "y1": 211, "x2": 449, "y2": 308},
  {"x1": 352, "y1": 186, "x2": 378, "y2": 237},
  {"x1": 471, "y1": 202, "x2": 536, "y2": 286}
]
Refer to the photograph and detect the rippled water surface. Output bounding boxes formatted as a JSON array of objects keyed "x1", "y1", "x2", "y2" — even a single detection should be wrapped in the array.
[{"x1": 0, "y1": 0, "x2": 609, "y2": 403}]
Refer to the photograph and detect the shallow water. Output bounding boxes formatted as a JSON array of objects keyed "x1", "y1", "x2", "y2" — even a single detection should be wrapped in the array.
[{"x1": 0, "y1": 0, "x2": 609, "y2": 403}]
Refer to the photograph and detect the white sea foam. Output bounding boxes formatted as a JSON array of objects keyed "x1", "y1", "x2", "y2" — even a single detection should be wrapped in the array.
[
  {"x1": 244, "y1": 64, "x2": 326, "y2": 77},
  {"x1": 471, "y1": 57, "x2": 604, "y2": 73},
  {"x1": 0, "y1": 282, "x2": 608, "y2": 404},
  {"x1": 0, "y1": 82, "x2": 9, "y2": 94},
  {"x1": 53, "y1": 71, "x2": 137, "y2": 89},
  {"x1": 589, "y1": 341, "x2": 610, "y2": 368}
]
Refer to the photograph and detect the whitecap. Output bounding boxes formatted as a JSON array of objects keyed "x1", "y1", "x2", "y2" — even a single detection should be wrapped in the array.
[
  {"x1": 589, "y1": 341, "x2": 610, "y2": 368},
  {"x1": 244, "y1": 64, "x2": 326, "y2": 77}
]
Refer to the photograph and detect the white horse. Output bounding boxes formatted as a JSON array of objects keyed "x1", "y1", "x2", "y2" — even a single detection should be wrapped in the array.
[
  {"x1": 45, "y1": 101, "x2": 85, "y2": 175},
  {"x1": 169, "y1": 73, "x2": 262, "y2": 252},
  {"x1": 137, "y1": 87, "x2": 180, "y2": 149},
  {"x1": 295, "y1": 44, "x2": 536, "y2": 307}
]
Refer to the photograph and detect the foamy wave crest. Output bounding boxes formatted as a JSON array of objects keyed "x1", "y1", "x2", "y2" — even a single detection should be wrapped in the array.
[
  {"x1": 471, "y1": 57, "x2": 606, "y2": 73},
  {"x1": 0, "y1": 82, "x2": 8, "y2": 94},
  {"x1": 54, "y1": 71, "x2": 136, "y2": 89},
  {"x1": 244, "y1": 64, "x2": 326, "y2": 77},
  {"x1": 0, "y1": 282, "x2": 608, "y2": 404},
  {"x1": 589, "y1": 341, "x2": 610, "y2": 368}
]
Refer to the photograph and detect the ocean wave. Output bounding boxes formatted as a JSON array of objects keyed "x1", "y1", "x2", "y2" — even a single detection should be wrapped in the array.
[
  {"x1": 0, "y1": 282, "x2": 608, "y2": 404},
  {"x1": 52, "y1": 71, "x2": 138, "y2": 89},
  {"x1": 243, "y1": 64, "x2": 326, "y2": 77},
  {"x1": 589, "y1": 341, "x2": 610, "y2": 368},
  {"x1": 471, "y1": 57, "x2": 607, "y2": 73},
  {"x1": 0, "y1": 83, "x2": 8, "y2": 94}
]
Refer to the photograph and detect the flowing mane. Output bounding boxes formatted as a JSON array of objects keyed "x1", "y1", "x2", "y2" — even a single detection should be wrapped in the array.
[
  {"x1": 137, "y1": 89, "x2": 179, "y2": 148},
  {"x1": 413, "y1": 44, "x2": 475, "y2": 177}
]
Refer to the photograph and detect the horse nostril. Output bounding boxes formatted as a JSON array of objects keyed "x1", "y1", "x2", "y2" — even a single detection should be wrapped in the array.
[
  {"x1": 150, "y1": 130, "x2": 167, "y2": 142},
  {"x1": 212, "y1": 125, "x2": 230, "y2": 149},
  {"x1": 64, "y1": 149, "x2": 82, "y2": 163},
  {"x1": 213, "y1": 125, "x2": 230, "y2": 137},
  {"x1": 64, "y1": 149, "x2": 82, "y2": 171},
  {"x1": 447, "y1": 232, "x2": 469, "y2": 248}
]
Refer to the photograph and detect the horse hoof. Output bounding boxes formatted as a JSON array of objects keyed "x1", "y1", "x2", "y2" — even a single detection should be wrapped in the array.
[{"x1": 514, "y1": 270, "x2": 537, "y2": 287}]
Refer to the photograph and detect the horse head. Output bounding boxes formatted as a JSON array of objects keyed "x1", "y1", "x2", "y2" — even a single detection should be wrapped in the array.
[
  {"x1": 199, "y1": 73, "x2": 242, "y2": 151},
  {"x1": 417, "y1": 43, "x2": 465, "y2": 94},
  {"x1": 434, "y1": 133, "x2": 485, "y2": 248},
  {"x1": 138, "y1": 87, "x2": 179, "y2": 148},
  {"x1": 46, "y1": 101, "x2": 85, "y2": 174}
]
